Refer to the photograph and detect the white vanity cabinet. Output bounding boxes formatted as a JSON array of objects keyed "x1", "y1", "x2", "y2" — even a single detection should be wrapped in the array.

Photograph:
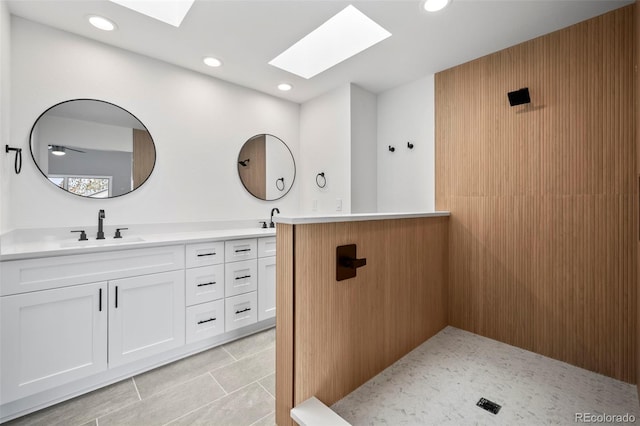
[
  {"x1": 108, "y1": 271, "x2": 185, "y2": 367},
  {"x1": 257, "y1": 237, "x2": 276, "y2": 321},
  {"x1": 185, "y1": 241, "x2": 226, "y2": 344},
  {"x1": 0, "y1": 245, "x2": 185, "y2": 404},
  {"x1": 0, "y1": 282, "x2": 108, "y2": 402}
]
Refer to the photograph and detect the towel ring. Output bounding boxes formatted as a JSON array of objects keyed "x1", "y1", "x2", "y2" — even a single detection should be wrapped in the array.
[
  {"x1": 276, "y1": 177, "x2": 285, "y2": 191},
  {"x1": 316, "y1": 172, "x2": 326, "y2": 188},
  {"x1": 5, "y1": 145, "x2": 22, "y2": 174}
]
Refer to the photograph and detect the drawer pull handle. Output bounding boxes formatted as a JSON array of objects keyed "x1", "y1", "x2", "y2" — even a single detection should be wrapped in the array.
[
  {"x1": 197, "y1": 281, "x2": 216, "y2": 287},
  {"x1": 235, "y1": 307, "x2": 251, "y2": 314},
  {"x1": 99, "y1": 288, "x2": 102, "y2": 312},
  {"x1": 115, "y1": 286, "x2": 119, "y2": 309},
  {"x1": 197, "y1": 317, "x2": 216, "y2": 324},
  {"x1": 235, "y1": 275, "x2": 251, "y2": 280},
  {"x1": 197, "y1": 252, "x2": 216, "y2": 257},
  {"x1": 235, "y1": 248, "x2": 251, "y2": 253}
]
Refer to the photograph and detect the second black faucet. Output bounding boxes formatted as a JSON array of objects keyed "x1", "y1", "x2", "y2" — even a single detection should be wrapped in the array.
[
  {"x1": 269, "y1": 208, "x2": 280, "y2": 228},
  {"x1": 97, "y1": 209, "x2": 105, "y2": 240}
]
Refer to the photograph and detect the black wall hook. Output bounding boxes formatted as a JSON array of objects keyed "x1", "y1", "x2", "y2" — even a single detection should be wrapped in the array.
[
  {"x1": 407, "y1": 142, "x2": 414, "y2": 149},
  {"x1": 388, "y1": 145, "x2": 395, "y2": 152},
  {"x1": 238, "y1": 158, "x2": 250, "y2": 167},
  {"x1": 5, "y1": 145, "x2": 22, "y2": 174}
]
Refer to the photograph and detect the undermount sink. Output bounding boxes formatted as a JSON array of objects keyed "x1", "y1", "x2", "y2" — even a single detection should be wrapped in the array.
[{"x1": 60, "y1": 236, "x2": 145, "y2": 248}]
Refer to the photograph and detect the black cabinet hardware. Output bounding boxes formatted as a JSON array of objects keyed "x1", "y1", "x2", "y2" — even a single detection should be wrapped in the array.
[
  {"x1": 336, "y1": 244, "x2": 367, "y2": 281},
  {"x1": 71, "y1": 230, "x2": 88, "y2": 241},
  {"x1": 235, "y1": 275, "x2": 251, "y2": 280},
  {"x1": 115, "y1": 286, "x2": 118, "y2": 308},
  {"x1": 99, "y1": 288, "x2": 102, "y2": 311},
  {"x1": 197, "y1": 317, "x2": 216, "y2": 324},
  {"x1": 114, "y1": 228, "x2": 128, "y2": 238},
  {"x1": 235, "y1": 308, "x2": 251, "y2": 314},
  {"x1": 197, "y1": 282, "x2": 216, "y2": 287},
  {"x1": 197, "y1": 252, "x2": 216, "y2": 257},
  {"x1": 234, "y1": 248, "x2": 251, "y2": 253}
]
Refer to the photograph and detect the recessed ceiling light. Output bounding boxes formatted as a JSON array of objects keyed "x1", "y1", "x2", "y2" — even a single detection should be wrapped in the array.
[
  {"x1": 88, "y1": 15, "x2": 117, "y2": 31},
  {"x1": 269, "y1": 5, "x2": 391, "y2": 79},
  {"x1": 50, "y1": 146, "x2": 66, "y2": 156},
  {"x1": 203, "y1": 57, "x2": 222, "y2": 67},
  {"x1": 278, "y1": 83, "x2": 293, "y2": 92},
  {"x1": 423, "y1": 0, "x2": 452, "y2": 12},
  {"x1": 108, "y1": 0, "x2": 194, "y2": 27}
]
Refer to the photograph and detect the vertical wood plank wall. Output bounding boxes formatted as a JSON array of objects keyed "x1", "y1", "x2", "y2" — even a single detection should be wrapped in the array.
[
  {"x1": 276, "y1": 217, "x2": 448, "y2": 424},
  {"x1": 435, "y1": 5, "x2": 637, "y2": 382},
  {"x1": 276, "y1": 223, "x2": 294, "y2": 426},
  {"x1": 634, "y1": 3, "x2": 640, "y2": 394},
  {"x1": 132, "y1": 129, "x2": 155, "y2": 189}
]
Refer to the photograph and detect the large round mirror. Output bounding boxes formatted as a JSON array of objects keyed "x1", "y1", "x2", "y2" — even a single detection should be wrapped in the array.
[
  {"x1": 237, "y1": 134, "x2": 295, "y2": 201},
  {"x1": 30, "y1": 99, "x2": 156, "y2": 198}
]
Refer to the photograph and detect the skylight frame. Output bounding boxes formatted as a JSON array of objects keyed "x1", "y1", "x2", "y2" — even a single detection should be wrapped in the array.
[
  {"x1": 108, "y1": 0, "x2": 195, "y2": 28},
  {"x1": 269, "y1": 5, "x2": 392, "y2": 79}
]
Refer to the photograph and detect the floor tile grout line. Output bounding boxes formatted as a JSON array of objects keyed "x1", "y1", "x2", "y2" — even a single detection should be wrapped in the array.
[
  {"x1": 161, "y1": 380, "x2": 267, "y2": 426},
  {"x1": 256, "y1": 380, "x2": 275, "y2": 400},
  {"x1": 95, "y1": 417, "x2": 100, "y2": 426},
  {"x1": 131, "y1": 377, "x2": 142, "y2": 401},
  {"x1": 233, "y1": 343, "x2": 276, "y2": 362},
  {"x1": 209, "y1": 371, "x2": 229, "y2": 395},
  {"x1": 256, "y1": 371, "x2": 276, "y2": 383},
  {"x1": 248, "y1": 410, "x2": 275, "y2": 426},
  {"x1": 96, "y1": 372, "x2": 218, "y2": 424},
  {"x1": 221, "y1": 345, "x2": 239, "y2": 361}
]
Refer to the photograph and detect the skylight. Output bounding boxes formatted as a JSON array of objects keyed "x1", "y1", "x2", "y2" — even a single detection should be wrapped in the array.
[
  {"x1": 269, "y1": 5, "x2": 391, "y2": 79},
  {"x1": 108, "y1": 0, "x2": 195, "y2": 27}
]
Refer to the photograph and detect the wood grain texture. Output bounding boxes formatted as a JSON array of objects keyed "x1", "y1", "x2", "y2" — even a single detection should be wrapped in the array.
[
  {"x1": 436, "y1": 6, "x2": 637, "y2": 382},
  {"x1": 132, "y1": 129, "x2": 155, "y2": 189},
  {"x1": 275, "y1": 223, "x2": 295, "y2": 426},
  {"x1": 633, "y1": 3, "x2": 640, "y2": 394},
  {"x1": 238, "y1": 135, "x2": 266, "y2": 200},
  {"x1": 289, "y1": 217, "x2": 448, "y2": 407}
]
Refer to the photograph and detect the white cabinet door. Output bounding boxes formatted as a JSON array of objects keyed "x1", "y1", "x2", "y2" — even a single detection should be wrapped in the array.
[
  {"x1": 108, "y1": 271, "x2": 185, "y2": 367},
  {"x1": 258, "y1": 256, "x2": 276, "y2": 321},
  {"x1": 0, "y1": 282, "x2": 107, "y2": 403}
]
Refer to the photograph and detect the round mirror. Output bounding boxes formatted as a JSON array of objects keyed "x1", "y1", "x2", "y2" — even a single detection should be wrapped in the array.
[
  {"x1": 30, "y1": 99, "x2": 156, "y2": 198},
  {"x1": 237, "y1": 134, "x2": 295, "y2": 201}
]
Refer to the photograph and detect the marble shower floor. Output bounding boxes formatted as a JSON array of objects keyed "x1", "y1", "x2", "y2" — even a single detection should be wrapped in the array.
[
  {"x1": 5, "y1": 328, "x2": 276, "y2": 426},
  {"x1": 332, "y1": 326, "x2": 640, "y2": 425}
]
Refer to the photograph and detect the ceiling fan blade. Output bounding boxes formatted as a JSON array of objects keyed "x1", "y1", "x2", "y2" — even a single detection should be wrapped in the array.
[{"x1": 66, "y1": 147, "x2": 86, "y2": 153}]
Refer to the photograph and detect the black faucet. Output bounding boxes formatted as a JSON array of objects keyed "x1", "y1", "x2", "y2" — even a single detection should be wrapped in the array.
[
  {"x1": 97, "y1": 209, "x2": 105, "y2": 239},
  {"x1": 269, "y1": 208, "x2": 280, "y2": 228}
]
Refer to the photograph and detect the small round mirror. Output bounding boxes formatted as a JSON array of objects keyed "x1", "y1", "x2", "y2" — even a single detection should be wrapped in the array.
[
  {"x1": 30, "y1": 99, "x2": 156, "y2": 198},
  {"x1": 237, "y1": 134, "x2": 295, "y2": 201}
]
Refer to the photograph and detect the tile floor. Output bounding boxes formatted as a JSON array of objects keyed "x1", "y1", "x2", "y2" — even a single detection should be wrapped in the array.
[
  {"x1": 5, "y1": 328, "x2": 276, "y2": 426},
  {"x1": 7, "y1": 325, "x2": 640, "y2": 426},
  {"x1": 332, "y1": 326, "x2": 640, "y2": 425}
]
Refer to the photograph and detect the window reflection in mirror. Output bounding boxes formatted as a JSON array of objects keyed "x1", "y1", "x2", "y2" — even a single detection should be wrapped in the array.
[
  {"x1": 30, "y1": 99, "x2": 156, "y2": 198},
  {"x1": 237, "y1": 134, "x2": 295, "y2": 201}
]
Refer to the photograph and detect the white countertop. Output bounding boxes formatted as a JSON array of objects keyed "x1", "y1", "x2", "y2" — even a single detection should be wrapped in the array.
[
  {"x1": 0, "y1": 221, "x2": 276, "y2": 261},
  {"x1": 273, "y1": 211, "x2": 450, "y2": 225}
]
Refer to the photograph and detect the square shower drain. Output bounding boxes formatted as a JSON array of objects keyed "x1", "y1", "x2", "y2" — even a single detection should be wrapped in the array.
[{"x1": 477, "y1": 397, "x2": 501, "y2": 415}]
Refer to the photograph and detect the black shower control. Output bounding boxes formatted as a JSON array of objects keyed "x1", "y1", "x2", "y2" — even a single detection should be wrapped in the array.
[{"x1": 336, "y1": 244, "x2": 367, "y2": 281}]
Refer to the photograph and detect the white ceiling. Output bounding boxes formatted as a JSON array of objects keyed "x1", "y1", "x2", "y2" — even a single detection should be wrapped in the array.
[{"x1": 6, "y1": 0, "x2": 634, "y2": 104}]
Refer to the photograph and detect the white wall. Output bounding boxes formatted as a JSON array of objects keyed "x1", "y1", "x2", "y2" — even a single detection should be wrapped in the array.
[
  {"x1": 377, "y1": 74, "x2": 435, "y2": 212},
  {"x1": 6, "y1": 17, "x2": 300, "y2": 231},
  {"x1": 350, "y1": 84, "x2": 377, "y2": 213},
  {"x1": 299, "y1": 84, "x2": 351, "y2": 215},
  {"x1": 0, "y1": 1, "x2": 11, "y2": 234}
]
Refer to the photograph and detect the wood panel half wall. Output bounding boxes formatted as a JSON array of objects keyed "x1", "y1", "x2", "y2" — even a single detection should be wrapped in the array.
[
  {"x1": 275, "y1": 216, "x2": 448, "y2": 425},
  {"x1": 435, "y1": 5, "x2": 637, "y2": 383}
]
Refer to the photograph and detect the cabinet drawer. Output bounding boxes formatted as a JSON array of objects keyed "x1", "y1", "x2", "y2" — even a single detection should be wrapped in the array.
[
  {"x1": 185, "y1": 242, "x2": 225, "y2": 268},
  {"x1": 1, "y1": 245, "x2": 185, "y2": 296},
  {"x1": 258, "y1": 237, "x2": 276, "y2": 258},
  {"x1": 225, "y1": 292, "x2": 257, "y2": 332},
  {"x1": 225, "y1": 239, "x2": 257, "y2": 262},
  {"x1": 225, "y1": 259, "x2": 257, "y2": 297},
  {"x1": 186, "y1": 265, "x2": 224, "y2": 306},
  {"x1": 186, "y1": 299, "x2": 225, "y2": 344}
]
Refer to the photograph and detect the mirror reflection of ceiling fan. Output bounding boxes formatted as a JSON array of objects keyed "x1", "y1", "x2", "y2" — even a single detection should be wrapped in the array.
[{"x1": 48, "y1": 144, "x2": 86, "y2": 156}]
